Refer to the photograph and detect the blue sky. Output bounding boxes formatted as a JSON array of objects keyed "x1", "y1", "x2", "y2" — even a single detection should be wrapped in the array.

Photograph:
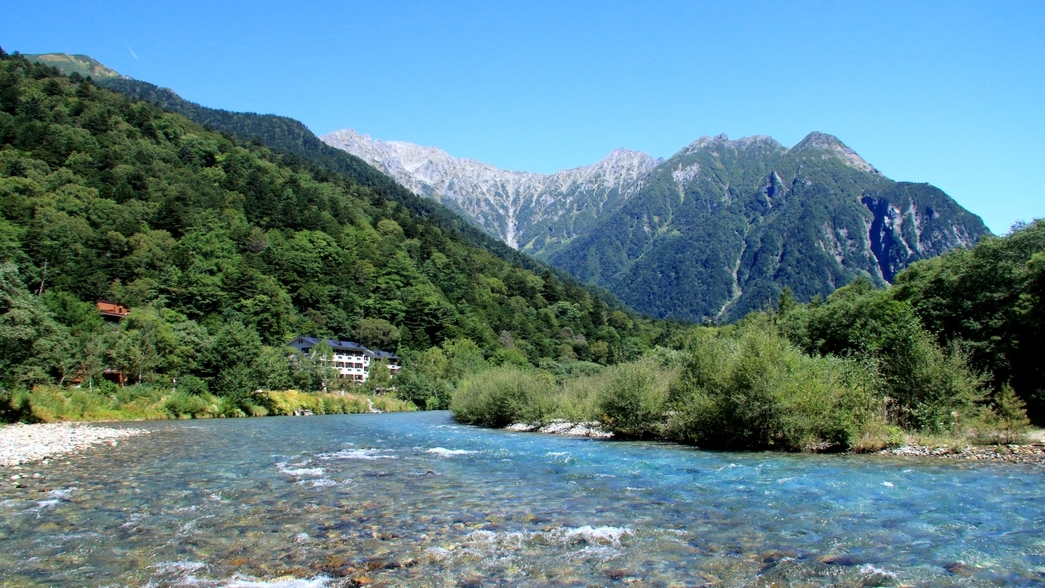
[{"x1": 3, "y1": 1, "x2": 1043, "y2": 234}]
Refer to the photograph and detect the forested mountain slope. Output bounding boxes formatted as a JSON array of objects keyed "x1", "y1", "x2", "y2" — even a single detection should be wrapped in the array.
[
  {"x1": 93, "y1": 76, "x2": 564, "y2": 281},
  {"x1": 0, "y1": 51, "x2": 658, "y2": 403},
  {"x1": 325, "y1": 130, "x2": 989, "y2": 323},
  {"x1": 550, "y1": 133, "x2": 990, "y2": 321}
]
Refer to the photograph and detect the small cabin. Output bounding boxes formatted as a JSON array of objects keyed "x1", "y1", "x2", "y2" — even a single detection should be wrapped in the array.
[{"x1": 96, "y1": 300, "x2": 130, "y2": 322}]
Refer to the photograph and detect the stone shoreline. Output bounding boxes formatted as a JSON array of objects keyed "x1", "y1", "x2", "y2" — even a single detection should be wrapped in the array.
[
  {"x1": 875, "y1": 443, "x2": 1045, "y2": 464},
  {"x1": 0, "y1": 422, "x2": 148, "y2": 467},
  {"x1": 507, "y1": 421, "x2": 1045, "y2": 464},
  {"x1": 505, "y1": 420, "x2": 614, "y2": 438}
]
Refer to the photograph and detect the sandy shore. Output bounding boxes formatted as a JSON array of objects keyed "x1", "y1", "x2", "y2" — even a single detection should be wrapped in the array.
[{"x1": 0, "y1": 422, "x2": 148, "y2": 467}]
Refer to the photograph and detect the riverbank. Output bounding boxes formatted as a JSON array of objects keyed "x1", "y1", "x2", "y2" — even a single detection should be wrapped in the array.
[
  {"x1": 0, "y1": 422, "x2": 147, "y2": 467},
  {"x1": 877, "y1": 443, "x2": 1045, "y2": 464},
  {"x1": 1, "y1": 385, "x2": 416, "y2": 423},
  {"x1": 504, "y1": 421, "x2": 1045, "y2": 464}
]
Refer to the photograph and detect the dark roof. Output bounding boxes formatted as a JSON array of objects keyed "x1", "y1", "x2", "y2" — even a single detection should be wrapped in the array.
[
  {"x1": 367, "y1": 350, "x2": 400, "y2": 361},
  {"x1": 288, "y1": 337, "x2": 396, "y2": 358}
]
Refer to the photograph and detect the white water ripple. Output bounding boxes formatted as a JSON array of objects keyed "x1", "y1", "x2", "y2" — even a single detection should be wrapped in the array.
[{"x1": 426, "y1": 447, "x2": 478, "y2": 457}]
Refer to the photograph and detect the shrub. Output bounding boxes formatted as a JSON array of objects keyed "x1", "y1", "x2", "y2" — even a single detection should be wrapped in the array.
[
  {"x1": 176, "y1": 375, "x2": 209, "y2": 396},
  {"x1": 881, "y1": 335, "x2": 987, "y2": 434},
  {"x1": 552, "y1": 373, "x2": 605, "y2": 423},
  {"x1": 22, "y1": 385, "x2": 167, "y2": 421},
  {"x1": 596, "y1": 359, "x2": 673, "y2": 438},
  {"x1": 163, "y1": 390, "x2": 212, "y2": 418},
  {"x1": 215, "y1": 395, "x2": 247, "y2": 418},
  {"x1": 666, "y1": 321, "x2": 875, "y2": 451},
  {"x1": 264, "y1": 390, "x2": 324, "y2": 415},
  {"x1": 371, "y1": 395, "x2": 417, "y2": 412},
  {"x1": 450, "y1": 366, "x2": 555, "y2": 427},
  {"x1": 980, "y1": 384, "x2": 1031, "y2": 444},
  {"x1": 0, "y1": 387, "x2": 35, "y2": 423}
]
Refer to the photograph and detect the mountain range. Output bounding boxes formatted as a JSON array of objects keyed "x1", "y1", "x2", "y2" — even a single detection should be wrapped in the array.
[
  {"x1": 27, "y1": 51, "x2": 989, "y2": 323},
  {"x1": 322, "y1": 129, "x2": 659, "y2": 253},
  {"x1": 323, "y1": 130, "x2": 990, "y2": 321}
]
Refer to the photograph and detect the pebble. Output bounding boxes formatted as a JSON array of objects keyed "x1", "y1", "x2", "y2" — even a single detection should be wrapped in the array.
[
  {"x1": 878, "y1": 443, "x2": 1045, "y2": 464},
  {"x1": 0, "y1": 422, "x2": 147, "y2": 467},
  {"x1": 505, "y1": 420, "x2": 614, "y2": 439},
  {"x1": 509, "y1": 421, "x2": 1044, "y2": 463}
]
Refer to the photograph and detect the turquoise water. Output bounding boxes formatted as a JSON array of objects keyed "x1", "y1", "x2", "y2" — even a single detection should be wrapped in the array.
[{"x1": 1, "y1": 412, "x2": 1044, "y2": 587}]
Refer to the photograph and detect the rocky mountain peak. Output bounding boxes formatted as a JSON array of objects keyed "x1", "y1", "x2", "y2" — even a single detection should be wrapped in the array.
[
  {"x1": 320, "y1": 128, "x2": 986, "y2": 323},
  {"x1": 679, "y1": 134, "x2": 784, "y2": 156},
  {"x1": 789, "y1": 132, "x2": 878, "y2": 174},
  {"x1": 321, "y1": 130, "x2": 658, "y2": 250}
]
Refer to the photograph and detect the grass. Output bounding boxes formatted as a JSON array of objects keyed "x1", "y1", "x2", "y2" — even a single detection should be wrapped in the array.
[{"x1": 0, "y1": 384, "x2": 416, "y2": 423}]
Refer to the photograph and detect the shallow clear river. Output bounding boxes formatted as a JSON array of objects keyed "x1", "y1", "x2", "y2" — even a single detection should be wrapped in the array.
[{"x1": 2, "y1": 412, "x2": 1044, "y2": 587}]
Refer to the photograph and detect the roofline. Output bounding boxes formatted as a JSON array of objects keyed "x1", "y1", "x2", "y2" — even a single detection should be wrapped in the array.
[{"x1": 288, "y1": 336, "x2": 397, "y2": 357}]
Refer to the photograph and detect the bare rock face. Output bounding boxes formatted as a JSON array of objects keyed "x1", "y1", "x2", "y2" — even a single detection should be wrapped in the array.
[
  {"x1": 321, "y1": 129, "x2": 658, "y2": 252},
  {"x1": 323, "y1": 130, "x2": 989, "y2": 321}
]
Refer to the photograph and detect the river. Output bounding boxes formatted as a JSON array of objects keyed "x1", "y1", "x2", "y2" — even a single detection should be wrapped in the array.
[{"x1": 1, "y1": 411, "x2": 1043, "y2": 586}]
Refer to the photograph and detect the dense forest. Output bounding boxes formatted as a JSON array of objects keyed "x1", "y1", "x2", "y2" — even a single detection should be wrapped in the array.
[
  {"x1": 96, "y1": 77, "x2": 573, "y2": 285},
  {"x1": 0, "y1": 50, "x2": 672, "y2": 419}
]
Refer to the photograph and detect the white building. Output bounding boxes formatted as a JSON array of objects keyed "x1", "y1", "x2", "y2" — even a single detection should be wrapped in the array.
[{"x1": 287, "y1": 337, "x2": 399, "y2": 382}]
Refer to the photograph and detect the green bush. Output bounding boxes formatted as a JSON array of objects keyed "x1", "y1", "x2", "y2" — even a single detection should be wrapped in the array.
[
  {"x1": 780, "y1": 279, "x2": 993, "y2": 435},
  {"x1": 176, "y1": 375, "x2": 209, "y2": 396},
  {"x1": 215, "y1": 395, "x2": 247, "y2": 418},
  {"x1": 981, "y1": 384, "x2": 1031, "y2": 443},
  {"x1": 450, "y1": 366, "x2": 555, "y2": 427},
  {"x1": 164, "y1": 390, "x2": 211, "y2": 418},
  {"x1": 0, "y1": 388, "x2": 35, "y2": 423},
  {"x1": 666, "y1": 321, "x2": 875, "y2": 450},
  {"x1": 880, "y1": 334, "x2": 987, "y2": 433},
  {"x1": 551, "y1": 373, "x2": 605, "y2": 423},
  {"x1": 596, "y1": 359, "x2": 673, "y2": 438}
]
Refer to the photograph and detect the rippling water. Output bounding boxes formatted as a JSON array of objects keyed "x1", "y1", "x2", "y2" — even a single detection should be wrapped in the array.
[{"x1": 2, "y1": 411, "x2": 1044, "y2": 586}]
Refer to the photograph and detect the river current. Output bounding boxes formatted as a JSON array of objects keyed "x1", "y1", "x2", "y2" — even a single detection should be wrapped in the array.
[{"x1": 1, "y1": 411, "x2": 1043, "y2": 586}]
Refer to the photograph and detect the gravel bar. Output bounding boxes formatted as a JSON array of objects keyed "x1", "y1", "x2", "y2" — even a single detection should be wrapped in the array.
[
  {"x1": 0, "y1": 422, "x2": 147, "y2": 467},
  {"x1": 878, "y1": 443, "x2": 1045, "y2": 464}
]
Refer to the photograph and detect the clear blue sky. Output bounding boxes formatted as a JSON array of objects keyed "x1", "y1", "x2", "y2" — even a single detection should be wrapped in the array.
[{"x1": 3, "y1": 1, "x2": 1043, "y2": 234}]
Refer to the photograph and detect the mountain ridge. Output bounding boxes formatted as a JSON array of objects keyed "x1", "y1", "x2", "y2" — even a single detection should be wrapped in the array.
[
  {"x1": 322, "y1": 129, "x2": 660, "y2": 250},
  {"x1": 24, "y1": 53, "x2": 127, "y2": 80},
  {"x1": 325, "y1": 129, "x2": 990, "y2": 321},
  {"x1": 48, "y1": 51, "x2": 987, "y2": 324}
]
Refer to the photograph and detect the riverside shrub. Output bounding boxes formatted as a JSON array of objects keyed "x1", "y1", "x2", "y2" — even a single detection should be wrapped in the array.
[
  {"x1": 450, "y1": 366, "x2": 555, "y2": 427},
  {"x1": 666, "y1": 321, "x2": 875, "y2": 450},
  {"x1": 781, "y1": 280, "x2": 993, "y2": 434},
  {"x1": 596, "y1": 359, "x2": 673, "y2": 438}
]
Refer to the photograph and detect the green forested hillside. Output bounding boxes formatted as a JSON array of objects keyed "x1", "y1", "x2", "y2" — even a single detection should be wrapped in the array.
[
  {"x1": 547, "y1": 134, "x2": 990, "y2": 322},
  {"x1": 889, "y1": 220, "x2": 1045, "y2": 419},
  {"x1": 25, "y1": 53, "x2": 124, "y2": 80},
  {"x1": 97, "y1": 77, "x2": 567, "y2": 282},
  {"x1": 0, "y1": 50, "x2": 664, "y2": 413}
]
